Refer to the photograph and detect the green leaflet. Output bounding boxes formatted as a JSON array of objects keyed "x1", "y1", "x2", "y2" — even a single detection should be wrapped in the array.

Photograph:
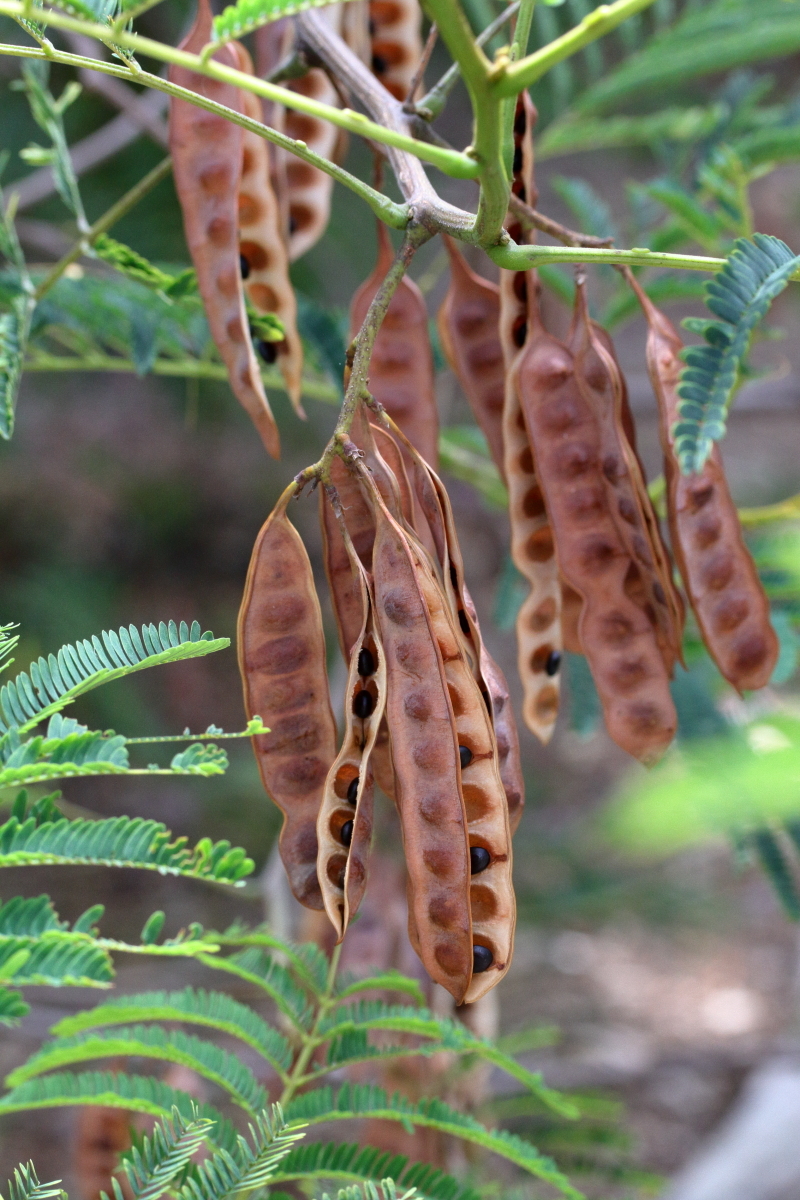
[
  {"x1": 538, "y1": 105, "x2": 724, "y2": 159},
  {"x1": 284, "y1": 1086, "x2": 580, "y2": 1199},
  {"x1": 113, "y1": 1106, "x2": 214, "y2": 1200},
  {"x1": 92, "y1": 236, "x2": 198, "y2": 302},
  {"x1": 438, "y1": 428, "x2": 507, "y2": 511},
  {"x1": 51, "y1": 987, "x2": 293, "y2": 1073},
  {"x1": 0, "y1": 936, "x2": 112, "y2": 988},
  {"x1": 7, "y1": 1023, "x2": 268, "y2": 1114},
  {"x1": 2, "y1": 1162, "x2": 64, "y2": 1200},
  {"x1": 273, "y1": 1141, "x2": 479, "y2": 1200},
  {"x1": 0, "y1": 293, "x2": 35, "y2": 440},
  {"x1": 0, "y1": 986, "x2": 29, "y2": 1025},
  {"x1": 177, "y1": 1106, "x2": 306, "y2": 1200},
  {"x1": 212, "y1": 0, "x2": 346, "y2": 43},
  {"x1": 0, "y1": 619, "x2": 228, "y2": 736},
  {"x1": 674, "y1": 234, "x2": 800, "y2": 473}
]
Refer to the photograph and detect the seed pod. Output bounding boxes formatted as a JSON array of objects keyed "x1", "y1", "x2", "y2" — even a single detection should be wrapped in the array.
[
  {"x1": 369, "y1": 0, "x2": 423, "y2": 100},
  {"x1": 437, "y1": 238, "x2": 506, "y2": 479},
  {"x1": 232, "y1": 46, "x2": 305, "y2": 418},
  {"x1": 570, "y1": 277, "x2": 684, "y2": 674},
  {"x1": 627, "y1": 274, "x2": 778, "y2": 691},
  {"x1": 342, "y1": 0, "x2": 371, "y2": 63},
  {"x1": 350, "y1": 222, "x2": 439, "y2": 467},
  {"x1": 317, "y1": 523, "x2": 386, "y2": 938},
  {"x1": 169, "y1": 0, "x2": 279, "y2": 458},
  {"x1": 474, "y1": 639, "x2": 525, "y2": 836},
  {"x1": 561, "y1": 581, "x2": 583, "y2": 654},
  {"x1": 239, "y1": 482, "x2": 337, "y2": 907},
  {"x1": 516, "y1": 296, "x2": 677, "y2": 765},
  {"x1": 321, "y1": 452, "x2": 374, "y2": 661}
]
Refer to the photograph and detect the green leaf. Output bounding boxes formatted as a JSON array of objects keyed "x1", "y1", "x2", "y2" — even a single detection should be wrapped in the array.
[
  {"x1": 0, "y1": 293, "x2": 35, "y2": 440},
  {"x1": 284, "y1": 1086, "x2": 581, "y2": 1199},
  {"x1": 140, "y1": 911, "x2": 165, "y2": 945},
  {"x1": 549, "y1": 176, "x2": 617, "y2": 241},
  {"x1": 438, "y1": 428, "x2": 507, "y2": 511},
  {"x1": 272, "y1": 1142, "x2": 479, "y2": 1200},
  {"x1": 749, "y1": 828, "x2": 800, "y2": 920},
  {"x1": 0, "y1": 813, "x2": 253, "y2": 884},
  {"x1": 15, "y1": 64, "x2": 86, "y2": 225},
  {"x1": 0, "y1": 619, "x2": 228, "y2": 735},
  {"x1": 212, "y1": 0, "x2": 347, "y2": 44},
  {"x1": 538, "y1": 105, "x2": 724, "y2": 159},
  {"x1": 51, "y1": 987, "x2": 293, "y2": 1075},
  {"x1": 0, "y1": 935, "x2": 112, "y2": 987},
  {"x1": 114, "y1": 1106, "x2": 214, "y2": 1200},
  {"x1": 177, "y1": 1105, "x2": 306, "y2": 1200},
  {"x1": 8, "y1": 1024, "x2": 268, "y2": 1114},
  {"x1": 0, "y1": 987, "x2": 29, "y2": 1026},
  {"x1": 3, "y1": 1162, "x2": 64, "y2": 1200},
  {"x1": 675, "y1": 234, "x2": 800, "y2": 473},
  {"x1": 92, "y1": 236, "x2": 197, "y2": 300},
  {"x1": 200, "y1": 948, "x2": 313, "y2": 1027}
]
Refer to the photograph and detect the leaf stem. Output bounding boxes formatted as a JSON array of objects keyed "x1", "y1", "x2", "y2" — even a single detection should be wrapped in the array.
[
  {"x1": 278, "y1": 942, "x2": 343, "y2": 1107},
  {"x1": 487, "y1": 242, "x2": 727, "y2": 273},
  {"x1": 34, "y1": 155, "x2": 172, "y2": 301},
  {"x1": 417, "y1": 0, "x2": 520, "y2": 119},
  {"x1": 492, "y1": 0, "x2": 659, "y2": 96}
]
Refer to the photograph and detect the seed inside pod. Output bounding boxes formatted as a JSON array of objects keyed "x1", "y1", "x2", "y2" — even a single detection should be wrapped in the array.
[
  {"x1": 473, "y1": 944, "x2": 493, "y2": 972},
  {"x1": 240, "y1": 254, "x2": 251, "y2": 279},
  {"x1": 340, "y1": 819, "x2": 353, "y2": 847},
  {"x1": 346, "y1": 776, "x2": 359, "y2": 804},
  {"x1": 459, "y1": 745, "x2": 473, "y2": 769},
  {"x1": 545, "y1": 650, "x2": 562, "y2": 676},
  {"x1": 256, "y1": 339, "x2": 277, "y2": 364},
  {"x1": 470, "y1": 846, "x2": 491, "y2": 874},
  {"x1": 358, "y1": 647, "x2": 376, "y2": 676},
  {"x1": 352, "y1": 689, "x2": 375, "y2": 719}
]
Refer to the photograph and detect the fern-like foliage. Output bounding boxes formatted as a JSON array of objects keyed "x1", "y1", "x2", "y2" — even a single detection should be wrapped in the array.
[
  {"x1": 0, "y1": 619, "x2": 227, "y2": 736},
  {"x1": 178, "y1": 1105, "x2": 306, "y2": 1200},
  {"x1": 107, "y1": 1106, "x2": 213, "y2": 1200},
  {"x1": 212, "y1": 0, "x2": 345, "y2": 44},
  {"x1": 92, "y1": 236, "x2": 198, "y2": 302},
  {"x1": 317, "y1": 1181, "x2": 417, "y2": 1200},
  {"x1": 51, "y1": 987, "x2": 293, "y2": 1075},
  {"x1": 0, "y1": 987, "x2": 30, "y2": 1025},
  {"x1": 275, "y1": 1144, "x2": 477, "y2": 1200},
  {"x1": 3, "y1": 1163, "x2": 64, "y2": 1200},
  {"x1": 675, "y1": 234, "x2": 800, "y2": 473}
]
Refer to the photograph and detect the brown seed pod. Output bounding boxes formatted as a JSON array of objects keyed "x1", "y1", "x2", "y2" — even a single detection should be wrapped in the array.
[
  {"x1": 474, "y1": 637, "x2": 525, "y2": 836},
  {"x1": 317, "y1": 521, "x2": 386, "y2": 939},
  {"x1": 515, "y1": 294, "x2": 677, "y2": 765},
  {"x1": 369, "y1": 0, "x2": 423, "y2": 100},
  {"x1": 239, "y1": 481, "x2": 337, "y2": 907},
  {"x1": 437, "y1": 238, "x2": 506, "y2": 479},
  {"x1": 232, "y1": 46, "x2": 305, "y2": 418},
  {"x1": 627, "y1": 274, "x2": 778, "y2": 691},
  {"x1": 321, "y1": 452, "x2": 374, "y2": 661},
  {"x1": 561, "y1": 581, "x2": 584, "y2": 654},
  {"x1": 350, "y1": 222, "x2": 439, "y2": 467},
  {"x1": 169, "y1": 0, "x2": 279, "y2": 458},
  {"x1": 569, "y1": 276, "x2": 684, "y2": 675}
]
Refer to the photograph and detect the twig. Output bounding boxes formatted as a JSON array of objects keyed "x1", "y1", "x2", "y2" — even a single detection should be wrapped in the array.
[
  {"x1": 62, "y1": 30, "x2": 169, "y2": 146},
  {"x1": 508, "y1": 193, "x2": 615, "y2": 248},
  {"x1": 416, "y1": 1, "x2": 520, "y2": 120},
  {"x1": 402, "y1": 22, "x2": 438, "y2": 113}
]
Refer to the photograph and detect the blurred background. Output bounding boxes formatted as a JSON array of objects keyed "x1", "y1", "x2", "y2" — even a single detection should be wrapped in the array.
[{"x1": 3, "y1": 0, "x2": 800, "y2": 1195}]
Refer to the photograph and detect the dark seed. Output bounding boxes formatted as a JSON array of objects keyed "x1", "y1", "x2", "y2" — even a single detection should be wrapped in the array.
[
  {"x1": 458, "y1": 610, "x2": 471, "y2": 636},
  {"x1": 459, "y1": 745, "x2": 473, "y2": 769},
  {"x1": 346, "y1": 776, "x2": 359, "y2": 804},
  {"x1": 240, "y1": 253, "x2": 251, "y2": 279},
  {"x1": 340, "y1": 820, "x2": 353, "y2": 847},
  {"x1": 371, "y1": 54, "x2": 388, "y2": 74},
  {"x1": 512, "y1": 146, "x2": 523, "y2": 175},
  {"x1": 470, "y1": 846, "x2": 491, "y2": 874},
  {"x1": 473, "y1": 944, "x2": 493, "y2": 973},
  {"x1": 256, "y1": 339, "x2": 277, "y2": 364},
  {"x1": 358, "y1": 647, "x2": 376, "y2": 677},
  {"x1": 352, "y1": 689, "x2": 375, "y2": 719},
  {"x1": 545, "y1": 650, "x2": 561, "y2": 677},
  {"x1": 289, "y1": 214, "x2": 298, "y2": 235}
]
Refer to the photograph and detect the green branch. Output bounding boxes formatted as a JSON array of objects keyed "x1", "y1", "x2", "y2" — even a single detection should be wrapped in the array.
[
  {"x1": 492, "y1": 0, "x2": 659, "y2": 96},
  {"x1": 0, "y1": 4, "x2": 479, "y2": 179},
  {"x1": 487, "y1": 242, "x2": 729, "y2": 272},
  {"x1": 417, "y1": 0, "x2": 520, "y2": 120}
]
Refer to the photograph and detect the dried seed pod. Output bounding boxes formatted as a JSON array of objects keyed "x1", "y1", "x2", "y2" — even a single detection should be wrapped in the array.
[
  {"x1": 570, "y1": 277, "x2": 684, "y2": 674},
  {"x1": 317, "y1": 524, "x2": 386, "y2": 938},
  {"x1": 369, "y1": 485, "x2": 472, "y2": 1000},
  {"x1": 342, "y1": 0, "x2": 371, "y2": 63},
  {"x1": 232, "y1": 46, "x2": 304, "y2": 418},
  {"x1": 369, "y1": 0, "x2": 423, "y2": 100},
  {"x1": 350, "y1": 223, "x2": 439, "y2": 467},
  {"x1": 628, "y1": 274, "x2": 778, "y2": 691},
  {"x1": 321, "y1": 452, "x2": 374, "y2": 661},
  {"x1": 169, "y1": 0, "x2": 279, "y2": 458},
  {"x1": 437, "y1": 238, "x2": 506, "y2": 479},
  {"x1": 516, "y1": 297, "x2": 677, "y2": 765},
  {"x1": 561, "y1": 581, "x2": 583, "y2": 654},
  {"x1": 474, "y1": 640, "x2": 525, "y2": 836},
  {"x1": 239, "y1": 482, "x2": 337, "y2": 907}
]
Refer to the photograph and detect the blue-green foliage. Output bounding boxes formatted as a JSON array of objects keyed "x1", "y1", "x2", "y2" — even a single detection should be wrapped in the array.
[
  {"x1": 109, "y1": 1106, "x2": 214, "y2": 1200},
  {"x1": 212, "y1": 0, "x2": 345, "y2": 44}
]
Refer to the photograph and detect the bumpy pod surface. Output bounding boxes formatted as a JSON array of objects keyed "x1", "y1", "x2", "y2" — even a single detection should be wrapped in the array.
[
  {"x1": 239, "y1": 482, "x2": 337, "y2": 907},
  {"x1": 169, "y1": 0, "x2": 279, "y2": 458},
  {"x1": 570, "y1": 279, "x2": 684, "y2": 675},
  {"x1": 516, "y1": 305, "x2": 677, "y2": 764},
  {"x1": 475, "y1": 634, "x2": 525, "y2": 836},
  {"x1": 438, "y1": 238, "x2": 506, "y2": 479},
  {"x1": 321, "y1": 453, "x2": 376, "y2": 661},
  {"x1": 368, "y1": 483, "x2": 473, "y2": 1001},
  {"x1": 368, "y1": 0, "x2": 423, "y2": 100},
  {"x1": 350, "y1": 223, "x2": 439, "y2": 467},
  {"x1": 630, "y1": 279, "x2": 778, "y2": 691},
  {"x1": 317, "y1": 536, "x2": 386, "y2": 939},
  {"x1": 407, "y1": 540, "x2": 515, "y2": 1004},
  {"x1": 233, "y1": 48, "x2": 304, "y2": 418}
]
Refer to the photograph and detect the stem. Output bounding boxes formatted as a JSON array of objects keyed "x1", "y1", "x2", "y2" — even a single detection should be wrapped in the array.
[
  {"x1": 279, "y1": 942, "x2": 343, "y2": 1108},
  {"x1": 500, "y1": 0, "x2": 535, "y2": 177},
  {"x1": 417, "y1": 0, "x2": 520, "y2": 119},
  {"x1": 425, "y1": 0, "x2": 508, "y2": 246},
  {"x1": 738, "y1": 493, "x2": 800, "y2": 527},
  {"x1": 0, "y1": 3, "x2": 479, "y2": 179},
  {"x1": 0, "y1": 42, "x2": 411, "y2": 228},
  {"x1": 34, "y1": 155, "x2": 172, "y2": 300},
  {"x1": 487, "y1": 242, "x2": 728, "y2": 273},
  {"x1": 508, "y1": 192, "x2": 615, "y2": 247},
  {"x1": 492, "y1": 0, "x2": 659, "y2": 96}
]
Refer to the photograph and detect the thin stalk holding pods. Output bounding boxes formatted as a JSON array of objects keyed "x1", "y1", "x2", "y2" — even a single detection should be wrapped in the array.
[
  {"x1": 488, "y1": 241, "x2": 732, "y2": 274},
  {"x1": 299, "y1": 224, "x2": 432, "y2": 488},
  {"x1": 0, "y1": 41, "x2": 411, "y2": 229},
  {"x1": 0, "y1": 0, "x2": 480, "y2": 179},
  {"x1": 33, "y1": 155, "x2": 172, "y2": 301},
  {"x1": 425, "y1": 0, "x2": 509, "y2": 247},
  {"x1": 508, "y1": 192, "x2": 614, "y2": 248},
  {"x1": 491, "y1": 0, "x2": 659, "y2": 96},
  {"x1": 500, "y1": 0, "x2": 535, "y2": 179},
  {"x1": 417, "y1": 1, "x2": 520, "y2": 120}
]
